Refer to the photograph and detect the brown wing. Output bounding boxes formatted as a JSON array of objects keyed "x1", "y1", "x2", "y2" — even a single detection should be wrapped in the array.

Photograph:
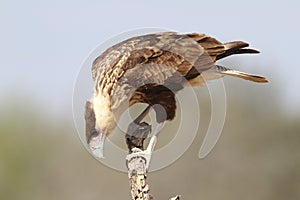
[
  {"x1": 92, "y1": 32, "x2": 227, "y2": 121},
  {"x1": 184, "y1": 33, "x2": 260, "y2": 81},
  {"x1": 108, "y1": 46, "x2": 190, "y2": 121},
  {"x1": 185, "y1": 33, "x2": 259, "y2": 61},
  {"x1": 92, "y1": 32, "x2": 215, "y2": 96},
  {"x1": 92, "y1": 32, "x2": 257, "y2": 121},
  {"x1": 110, "y1": 42, "x2": 207, "y2": 122}
]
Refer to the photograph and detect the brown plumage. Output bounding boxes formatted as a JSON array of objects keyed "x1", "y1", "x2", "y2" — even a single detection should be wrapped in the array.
[{"x1": 85, "y1": 32, "x2": 268, "y2": 157}]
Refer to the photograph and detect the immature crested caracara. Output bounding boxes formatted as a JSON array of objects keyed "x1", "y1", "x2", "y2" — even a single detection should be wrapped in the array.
[{"x1": 85, "y1": 32, "x2": 268, "y2": 158}]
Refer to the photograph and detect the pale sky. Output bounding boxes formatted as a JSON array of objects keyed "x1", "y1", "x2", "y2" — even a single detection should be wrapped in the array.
[{"x1": 1, "y1": 0, "x2": 299, "y2": 116}]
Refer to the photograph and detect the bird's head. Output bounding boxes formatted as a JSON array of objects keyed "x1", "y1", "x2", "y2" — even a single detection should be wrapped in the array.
[{"x1": 85, "y1": 93, "x2": 117, "y2": 158}]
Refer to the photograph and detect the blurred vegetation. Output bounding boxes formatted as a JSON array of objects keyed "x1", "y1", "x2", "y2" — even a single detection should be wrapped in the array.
[{"x1": 0, "y1": 79, "x2": 299, "y2": 200}]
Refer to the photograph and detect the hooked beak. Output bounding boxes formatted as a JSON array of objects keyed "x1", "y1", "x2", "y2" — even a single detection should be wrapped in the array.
[
  {"x1": 85, "y1": 100, "x2": 106, "y2": 159},
  {"x1": 88, "y1": 130, "x2": 106, "y2": 159}
]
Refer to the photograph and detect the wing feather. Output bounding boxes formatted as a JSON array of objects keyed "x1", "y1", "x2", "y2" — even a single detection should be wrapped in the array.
[
  {"x1": 92, "y1": 32, "x2": 208, "y2": 95},
  {"x1": 91, "y1": 31, "x2": 265, "y2": 120}
]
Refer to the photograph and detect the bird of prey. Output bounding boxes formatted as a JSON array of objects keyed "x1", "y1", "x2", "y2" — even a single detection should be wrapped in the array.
[{"x1": 85, "y1": 32, "x2": 268, "y2": 159}]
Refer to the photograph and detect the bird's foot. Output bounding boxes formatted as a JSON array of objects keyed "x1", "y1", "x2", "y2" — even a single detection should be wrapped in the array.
[
  {"x1": 126, "y1": 147, "x2": 153, "y2": 171},
  {"x1": 126, "y1": 135, "x2": 158, "y2": 171},
  {"x1": 125, "y1": 119, "x2": 162, "y2": 171},
  {"x1": 126, "y1": 121, "x2": 152, "y2": 153}
]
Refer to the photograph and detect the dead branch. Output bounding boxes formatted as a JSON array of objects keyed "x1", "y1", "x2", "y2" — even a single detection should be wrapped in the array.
[{"x1": 125, "y1": 121, "x2": 180, "y2": 200}]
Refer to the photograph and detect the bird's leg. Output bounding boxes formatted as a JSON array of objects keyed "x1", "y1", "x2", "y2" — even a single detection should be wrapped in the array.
[
  {"x1": 125, "y1": 105, "x2": 152, "y2": 152},
  {"x1": 126, "y1": 121, "x2": 164, "y2": 171},
  {"x1": 126, "y1": 105, "x2": 166, "y2": 170},
  {"x1": 145, "y1": 122, "x2": 164, "y2": 153},
  {"x1": 134, "y1": 105, "x2": 152, "y2": 124},
  {"x1": 126, "y1": 105, "x2": 163, "y2": 170}
]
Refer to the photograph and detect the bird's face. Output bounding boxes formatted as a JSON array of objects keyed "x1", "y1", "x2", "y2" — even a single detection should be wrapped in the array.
[{"x1": 85, "y1": 94, "x2": 116, "y2": 158}]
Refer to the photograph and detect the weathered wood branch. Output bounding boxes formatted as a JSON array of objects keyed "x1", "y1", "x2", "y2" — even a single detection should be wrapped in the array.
[
  {"x1": 126, "y1": 148, "x2": 153, "y2": 200},
  {"x1": 125, "y1": 121, "x2": 180, "y2": 200}
]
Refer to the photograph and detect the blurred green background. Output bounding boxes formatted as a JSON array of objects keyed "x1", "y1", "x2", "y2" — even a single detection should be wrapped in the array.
[{"x1": 1, "y1": 0, "x2": 300, "y2": 199}]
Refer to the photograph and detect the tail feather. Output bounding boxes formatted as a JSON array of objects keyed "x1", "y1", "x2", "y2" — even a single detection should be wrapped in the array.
[
  {"x1": 224, "y1": 41, "x2": 249, "y2": 50},
  {"x1": 217, "y1": 41, "x2": 260, "y2": 60},
  {"x1": 185, "y1": 34, "x2": 267, "y2": 82},
  {"x1": 215, "y1": 65, "x2": 269, "y2": 83}
]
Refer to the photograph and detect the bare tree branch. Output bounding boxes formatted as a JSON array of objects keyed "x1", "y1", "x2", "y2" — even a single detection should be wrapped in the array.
[{"x1": 125, "y1": 121, "x2": 180, "y2": 200}]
